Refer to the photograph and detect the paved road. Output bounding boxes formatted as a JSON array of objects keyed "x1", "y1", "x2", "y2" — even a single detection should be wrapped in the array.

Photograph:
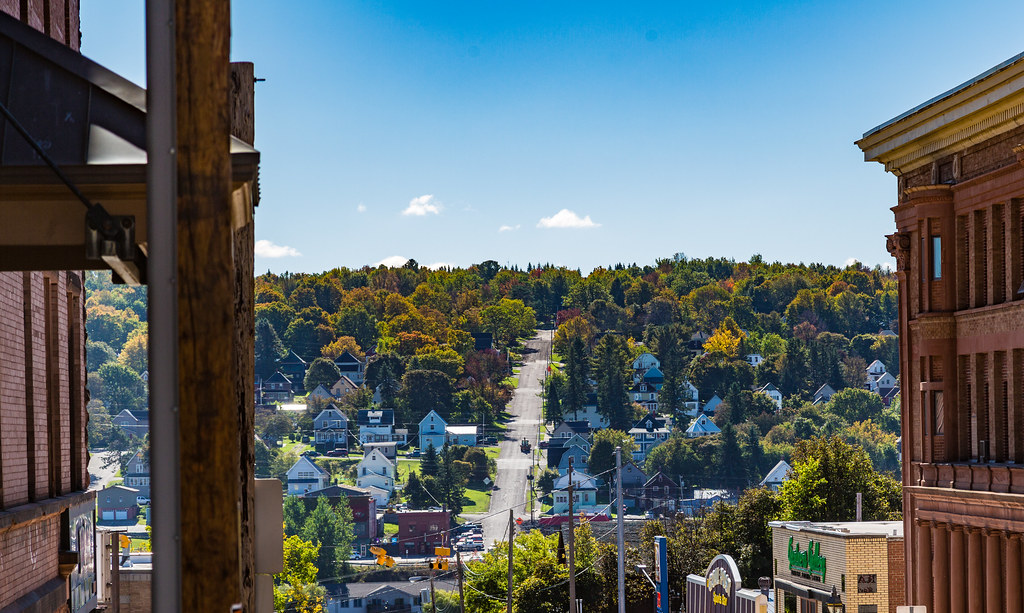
[
  {"x1": 472, "y1": 330, "x2": 551, "y2": 545},
  {"x1": 88, "y1": 450, "x2": 118, "y2": 492}
]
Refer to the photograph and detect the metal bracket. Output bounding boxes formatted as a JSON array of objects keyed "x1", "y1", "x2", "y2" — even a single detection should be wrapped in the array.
[{"x1": 85, "y1": 203, "x2": 144, "y2": 285}]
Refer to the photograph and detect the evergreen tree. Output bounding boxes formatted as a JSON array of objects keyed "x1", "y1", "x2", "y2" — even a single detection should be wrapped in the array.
[
  {"x1": 564, "y1": 336, "x2": 590, "y2": 419},
  {"x1": 544, "y1": 372, "x2": 564, "y2": 423},
  {"x1": 435, "y1": 442, "x2": 468, "y2": 516},
  {"x1": 717, "y1": 422, "x2": 743, "y2": 489},
  {"x1": 741, "y1": 425, "x2": 765, "y2": 485},
  {"x1": 591, "y1": 335, "x2": 631, "y2": 430},
  {"x1": 254, "y1": 318, "x2": 285, "y2": 379},
  {"x1": 420, "y1": 443, "x2": 440, "y2": 477}
]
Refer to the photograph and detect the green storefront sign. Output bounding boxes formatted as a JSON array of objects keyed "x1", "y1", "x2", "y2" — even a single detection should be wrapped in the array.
[{"x1": 788, "y1": 537, "x2": 826, "y2": 581}]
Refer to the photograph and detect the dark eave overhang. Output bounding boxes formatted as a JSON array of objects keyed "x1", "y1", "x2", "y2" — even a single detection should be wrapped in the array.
[{"x1": 0, "y1": 10, "x2": 260, "y2": 276}]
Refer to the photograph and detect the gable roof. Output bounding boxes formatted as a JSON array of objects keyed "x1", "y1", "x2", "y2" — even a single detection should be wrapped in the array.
[
  {"x1": 760, "y1": 460, "x2": 792, "y2": 486},
  {"x1": 334, "y1": 351, "x2": 363, "y2": 365},
  {"x1": 642, "y1": 366, "x2": 665, "y2": 382},
  {"x1": 757, "y1": 383, "x2": 780, "y2": 394},
  {"x1": 867, "y1": 359, "x2": 886, "y2": 372},
  {"x1": 813, "y1": 384, "x2": 836, "y2": 398},
  {"x1": 288, "y1": 455, "x2": 327, "y2": 476},
  {"x1": 419, "y1": 409, "x2": 448, "y2": 428},
  {"x1": 685, "y1": 414, "x2": 721, "y2": 435},
  {"x1": 359, "y1": 448, "x2": 395, "y2": 467},
  {"x1": 279, "y1": 350, "x2": 307, "y2": 366},
  {"x1": 357, "y1": 409, "x2": 395, "y2": 427},
  {"x1": 555, "y1": 420, "x2": 590, "y2": 435},
  {"x1": 629, "y1": 413, "x2": 667, "y2": 433},
  {"x1": 308, "y1": 384, "x2": 332, "y2": 397},
  {"x1": 265, "y1": 371, "x2": 291, "y2": 384},
  {"x1": 642, "y1": 471, "x2": 678, "y2": 489},
  {"x1": 703, "y1": 394, "x2": 722, "y2": 412},
  {"x1": 314, "y1": 406, "x2": 347, "y2": 422},
  {"x1": 331, "y1": 375, "x2": 358, "y2": 390},
  {"x1": 303, "y1": 484, "x2": 372, "y2": 499}
]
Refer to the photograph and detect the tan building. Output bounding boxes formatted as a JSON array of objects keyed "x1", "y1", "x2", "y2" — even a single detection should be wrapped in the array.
[
  {"x1": 771, "y1": 521, "x2": 905, "y2": 613},
  {"x1": 857, "y1": 51, "x2": 1024, "y2": 612}
]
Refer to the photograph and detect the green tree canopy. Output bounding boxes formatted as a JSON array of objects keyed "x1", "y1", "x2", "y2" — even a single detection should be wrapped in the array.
[{"x1": 303, "y1": 357, "x2": 342, "y2": 392}]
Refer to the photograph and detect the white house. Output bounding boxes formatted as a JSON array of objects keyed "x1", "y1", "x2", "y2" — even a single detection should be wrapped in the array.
[
  {"x1": 418, "y1": 410, "x2": 448, "y2": 451},
  {"x1": 680, "y1": 380, "x2": 701, "y2": 415},
  {"x1": 866, "y1": 360, "x2": 887, "y2": 377},
  {"x1": 445, "y1": 425, "x2": 478, "y2": 446},
  {"x1": 745, "y1": 353, "x2": 764, "y2": 368},
  {"x1": 333, "y1": 351, "x2": 366, "y2": 385},
  {"x1": 866, "y1": 362, "x2": 898, "y2": 394},
  {"x1": 812, "y1": 384, "x2": 837, "y2": 405},
  {"x1": 756, "y1": 383, "x2": 783, "y2": 412},
  {"x1": 286, "y1": 456, "x2": 330, "y2": 496},
  {"x1": 358, "y1": 409, "x2": 406, "y2": 445},
  {"x1": 760, "y1": 459, "x2": 792, "y2": 492},
  {"x1": 685, "y1": 414, "x2": 721, "y2": 438},
  {"x1": 560, "y1": 405, "x2": 610, "y2": 429},
  {"x1": 356, "y1": 449, "x2": 396, "y2": 496},
  {"x1": 551, "y1": 471, "x2": 599, "y2": 515},
  {"x1": 631, "y1": 352, "x2": 661, "y2": 374},
  {"x1": 307, "y1": 384, "x2": 334, "y2": 402}
]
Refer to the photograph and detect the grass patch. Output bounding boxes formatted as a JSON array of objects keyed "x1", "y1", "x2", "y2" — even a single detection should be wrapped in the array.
[
  {"x1": 483, "y1": 448, "x2": 500, "y2": 461},
  {"x1": 502, "y1": 376, "x2": 519, "y2": 387},
  {"x1": 462, "y1": 484, "x2": 491, "y2": 513},
  {"x1": 383, "y1": 523, "x2": 399, "y2": 536},
  {"x1": 397, "y1": 458, "x2": 422, "y2": 483},
  {"x1": 281, "y1": 440, "x2": 310, "y2": 455}
]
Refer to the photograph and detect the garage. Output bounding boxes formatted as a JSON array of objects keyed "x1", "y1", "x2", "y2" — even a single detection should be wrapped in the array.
[
  {"x1": 102, "y1": 511, "x2": 114, "y2": 521},
  {"x1": 115, "y1": 510, "x2": 128, "y2": 520}
]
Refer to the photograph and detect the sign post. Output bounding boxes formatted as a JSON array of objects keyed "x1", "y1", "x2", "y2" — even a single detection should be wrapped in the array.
[{"x1": 655, "y1": 536, "x2": 668, "y2": 613}]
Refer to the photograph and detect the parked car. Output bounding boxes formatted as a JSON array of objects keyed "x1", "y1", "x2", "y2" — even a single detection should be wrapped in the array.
[
  {"x1": 484, "y1": 437, "x2": 498, "y2": 445},
  {"x1": 407, "y1": 450, "x2": 421, "y2": 458},
  {"x1": 302, "y1": 449, "x2": 320, "y2": 457},
  {"x1": 326, "y1": 449, "x2": 348, "y2": 457},
  {"x1": 136, "y1": 496, "x2": 150, "y2": 506}
]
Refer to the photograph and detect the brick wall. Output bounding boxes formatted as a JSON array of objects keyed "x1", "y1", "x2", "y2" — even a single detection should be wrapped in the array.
[
  {"x1": 0, "y1": 0, "x2": 79, "y2": 50},
  {"x1": 887, "y1": 538, "x2": 905, "y2": 613},
  {"x1": 0, "y1": 516, "x2": 60, "y2": 609}
]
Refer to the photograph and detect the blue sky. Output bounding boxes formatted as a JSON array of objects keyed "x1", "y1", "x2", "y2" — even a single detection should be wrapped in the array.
[{"x1": 81, "y1": 1, "x2": 1024, "y2": 274}]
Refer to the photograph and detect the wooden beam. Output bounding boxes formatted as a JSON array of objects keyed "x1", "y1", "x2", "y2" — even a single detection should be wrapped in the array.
[{"x1": 175, "y1": 0, "x2": 243, "y2": 609}]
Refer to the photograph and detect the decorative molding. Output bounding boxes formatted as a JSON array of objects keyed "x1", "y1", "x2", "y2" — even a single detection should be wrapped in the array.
[{"x1": 886, "y1": 232, "x2": 912, "y2": 271}]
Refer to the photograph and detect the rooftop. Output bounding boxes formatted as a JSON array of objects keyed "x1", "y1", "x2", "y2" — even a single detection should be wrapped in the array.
[{"x1": 769, "y1": 520, "x2": 904, "y2": 538}]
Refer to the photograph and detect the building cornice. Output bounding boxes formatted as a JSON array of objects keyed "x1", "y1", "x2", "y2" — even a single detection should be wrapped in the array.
[{"x1": 856, "y1": 53, "x2": 1024, "y2": 176}]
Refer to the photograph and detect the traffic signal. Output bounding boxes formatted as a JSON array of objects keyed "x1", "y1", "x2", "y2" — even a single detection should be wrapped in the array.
[
  {"x1": 430, "y1": 558, "x2": 449, "y2": 571},
  {"x1": 370, "y1": 546, "x2": 394, "y2": 568}
]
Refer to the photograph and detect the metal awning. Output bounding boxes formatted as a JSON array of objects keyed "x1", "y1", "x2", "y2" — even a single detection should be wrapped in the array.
[{"x1": 0, "y1": 10, "x2": 259, "y2": 277}]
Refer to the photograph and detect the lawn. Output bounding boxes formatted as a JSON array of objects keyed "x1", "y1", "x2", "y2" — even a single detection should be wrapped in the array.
[
  {"x1": 281, "y1": 440, "x2": 310, "y2": 455},
  {"x1": 502, "y1": 376, "x2": 519, "y2": 387},
  {"x1": 383, "y1": 523, "x2": 399, "y2": 537},
  {"x1": 462, "y1": 484, "x2": 491, "y2": 513}
]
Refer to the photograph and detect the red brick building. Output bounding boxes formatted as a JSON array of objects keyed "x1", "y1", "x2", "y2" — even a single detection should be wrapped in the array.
[
  {"x1": 396, "y1": 510, "x2": 450, "y2": 556},
  {"x1": 0, "y1": 2, "x2": 96, "y2": 612},
  {"x1": 858, "y1": 52, "x2": 1024, "y2": 612}
]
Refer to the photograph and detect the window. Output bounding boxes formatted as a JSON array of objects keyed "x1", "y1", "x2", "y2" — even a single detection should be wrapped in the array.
[
  {"x1": 932, "y1": 235, "x2": 942, "y2": 279},
  {"x1": 934, "y1": 391, "x2": 944, "y2": 435},
  {"x1": 857, "y1": 574, "x2": 877, "y2": 593},
  {"x1": 408, "y1": 523, "x2": 417, "y2": 533},
  {"x1": 857, "y1": 607, "x2": 878, "y2": 613}
]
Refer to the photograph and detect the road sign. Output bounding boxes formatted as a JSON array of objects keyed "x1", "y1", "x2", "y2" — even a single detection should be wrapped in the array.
[{"x1": 435, "y1": 547, "x2": 451, "y2": 557}]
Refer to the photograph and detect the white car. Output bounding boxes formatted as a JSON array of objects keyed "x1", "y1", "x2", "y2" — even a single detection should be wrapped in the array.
[{"x1": 137, "y1": 496, "x2": 150, "y2": 506}]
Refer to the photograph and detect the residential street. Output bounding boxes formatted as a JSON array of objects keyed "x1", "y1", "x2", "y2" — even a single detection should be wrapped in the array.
[
  {"x1": 474, "y1": 329, "x2": 551, "y2": 545},
  {"x1": 88, "y1": 450, "x2": 119, "y2": 491}
]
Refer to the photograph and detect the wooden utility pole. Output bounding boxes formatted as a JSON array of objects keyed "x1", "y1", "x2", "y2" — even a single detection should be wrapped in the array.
[
  {"x1": 507, "y1": 508, "x2": 515, "y2": 613},
  {"x1": 568, "y1": 456, "x2": 577, "y2": 613},
  {"x1": 616, "y1": 446, "x2": 626, "y2": 613},
  {"x1": 430, "y1": 567, "x2": 436, "y2": 613},
  {"x1": 174, "y1": 0, "x2": 253, "y2": 610},
  {"x1": 457, "y1": 550, "x2": 466, "y2": 613}
]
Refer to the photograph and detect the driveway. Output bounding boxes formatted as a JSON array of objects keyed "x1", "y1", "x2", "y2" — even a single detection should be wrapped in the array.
[{"x1": 471, "y1": 329, "x2": 551, "y2": 545}]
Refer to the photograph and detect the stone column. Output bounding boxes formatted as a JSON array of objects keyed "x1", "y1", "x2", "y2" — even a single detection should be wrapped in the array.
[
  {"x1": 949, "y1": 525, "x2": 966, "y2": 613},
  {"x1": 917, "y1": 520, "x2": 933, "y2": 610},
  {"x1": 986, "y1": 529, "x2": 1003, "y2": 613},
  {"x1": 932, "y1": 522, "x2": 950, "y2": 613},
  {"x1": 1006, "y1": 533, "x2": 1022, "y2": 613},
  {"x1": 968, "y1": 528, "x2": 984, "y2": 613}
]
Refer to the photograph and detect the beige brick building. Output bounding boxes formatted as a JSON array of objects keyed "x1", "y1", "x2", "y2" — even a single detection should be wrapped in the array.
[{"x1": 771, "y1": 521, "x2": 905, "y2": 613}]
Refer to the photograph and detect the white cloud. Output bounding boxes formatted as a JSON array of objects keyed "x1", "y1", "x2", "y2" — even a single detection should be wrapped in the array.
[
  {"x1": 844, "y1": 257, "x2": 862, "y2": 267},
  {"x1": 402, "y1": 194, "x2": 441, "y2": 216},
  {"x1": 254, "y1": 240, "x2": 301, "y2": 258},
  {"x1": 357, "y1": 203, "x2": 367, "y2": 213},
  {"x1": 498, "y1": 224, "x2": 521, "y2": 233},
  {"x1": 374, "y1": 255, "x2": 410, "y2": 268},
  {"x1": 426, "y1": 262, "x2": 456, "y2": 270},
  {"x1": 537, "y1": 209, "x2": 600, "y2": 229}
]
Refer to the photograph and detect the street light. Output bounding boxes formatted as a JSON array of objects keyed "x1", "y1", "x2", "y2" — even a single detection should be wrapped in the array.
[
  {"x1": 636, "y1": 564, "x2": 658, "y2": 613},
  {"x1": 824, "y1": 585, "x2": 845, "y2": 613}
]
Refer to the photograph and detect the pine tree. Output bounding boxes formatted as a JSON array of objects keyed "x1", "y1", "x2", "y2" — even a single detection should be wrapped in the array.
[
  {"x1": 420, "y1": 443, "x2": 439, "y2": 477},
  {"x1": 255, "y1": 318, "x2": 285, "y2": 379},
  {"x1": 564, "y1": 336, "x2": 590, "y2": 419},
  {"x1": 591, "y1": 335, "x2": 630, "y2": 430}
]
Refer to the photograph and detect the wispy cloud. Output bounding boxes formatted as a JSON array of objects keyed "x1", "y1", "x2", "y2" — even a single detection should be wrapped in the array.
[
  {"x1": 498, "y1": 224, "x2": 521, "y2": 233},
  {"x1": 402, "y1": 194, "x2": 441, "y2": 216},
  {"x1": 374, "y1": 255, "x2": 410, "y2": 268},
  {"x1": 537, "y1": 209, "x2": 599, "y2": 229},
  {"x1": 357, "y1": 203, "x2": 367, "y2": 213},
  {"x1": 254, "y1": 240, "x2": 301, "y2": 258},
  {"x1": 426, "y1": 262, "x2": 456, "y2": 270}
]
